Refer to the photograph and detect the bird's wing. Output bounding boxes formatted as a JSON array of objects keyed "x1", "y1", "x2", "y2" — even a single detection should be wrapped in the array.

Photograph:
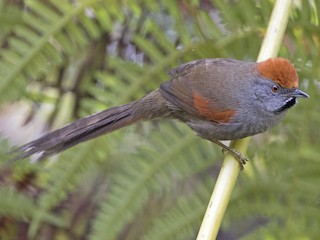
[{"x1": 161, "y1": 59, "x2": 236, "y2": 124}]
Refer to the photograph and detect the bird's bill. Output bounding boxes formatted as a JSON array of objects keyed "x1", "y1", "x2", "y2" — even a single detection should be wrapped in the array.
[{"x1": 292, "y1": 88, "x2": 309, "y2": 98}]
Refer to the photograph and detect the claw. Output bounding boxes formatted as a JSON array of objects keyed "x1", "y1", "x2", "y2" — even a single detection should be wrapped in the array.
[
  {"x1": 222, "y1": 148, "x2": 248, "y2": 170},
  {"x1": 211, "y1": 140, "x2": 249, "y2": 171}
]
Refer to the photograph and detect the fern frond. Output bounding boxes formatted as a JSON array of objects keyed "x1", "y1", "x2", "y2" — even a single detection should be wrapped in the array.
[
  {"x1": 0, "y1": 0, "x2": 319, "y2": 239},
  {"x1": 28, "y1": 139, "x2": 104, "y2": 237},
  {"x1": 0, "y1": 0, "x2": 104, "y2": 101},
  {"x1": 0, "y1": 186, "x2": 63, "y2": 226},
  {"x1": 141, "y1": 179, "x2": 213, "y2": 240},
  {"x1": 90, "y1": 123, "x2": 219, "y2": 240}
]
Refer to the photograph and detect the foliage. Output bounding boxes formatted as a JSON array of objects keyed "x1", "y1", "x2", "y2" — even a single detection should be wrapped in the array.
[{"x1": 0, "y1": 0, "x2": 319, "y2": 239}]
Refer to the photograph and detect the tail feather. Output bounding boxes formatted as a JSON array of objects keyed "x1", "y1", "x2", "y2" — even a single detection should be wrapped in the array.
[
  {"x1": 10, "y1": 89, "x2": 169, "y2": 162},
  {"x1": 11, "y1": 102, "x2": 138, "y2": 161}
]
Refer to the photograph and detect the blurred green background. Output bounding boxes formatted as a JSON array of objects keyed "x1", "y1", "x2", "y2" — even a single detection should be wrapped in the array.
[{"x1": 0, "y1": 0, "x2": 319, "y2": 239}]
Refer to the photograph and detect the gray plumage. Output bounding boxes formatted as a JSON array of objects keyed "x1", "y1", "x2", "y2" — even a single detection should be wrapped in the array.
[{"x1": 11, "y1": 58, "x2": 308, "y2": 162}]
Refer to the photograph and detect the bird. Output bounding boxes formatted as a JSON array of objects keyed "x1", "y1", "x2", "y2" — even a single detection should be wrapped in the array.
[{"x1": 10, "y1": 58, "x2": 309, "y2": 169}]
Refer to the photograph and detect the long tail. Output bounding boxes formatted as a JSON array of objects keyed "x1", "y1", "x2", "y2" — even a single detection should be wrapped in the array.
[{"x1": 11, "y1": 90, "x2": 168, "y2": 161}]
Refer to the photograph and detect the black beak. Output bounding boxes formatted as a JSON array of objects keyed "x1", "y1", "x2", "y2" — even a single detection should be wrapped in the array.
[{"x1": 292, "y1": 89, "x2": 309, "y2": 98}]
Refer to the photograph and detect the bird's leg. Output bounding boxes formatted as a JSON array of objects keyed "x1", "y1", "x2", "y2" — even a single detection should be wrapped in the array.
[{"x1": 210, "y1": 140, "x2": 249, "y2": 170}]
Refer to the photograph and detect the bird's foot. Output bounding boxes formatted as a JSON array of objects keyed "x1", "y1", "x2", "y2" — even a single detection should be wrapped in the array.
[
  {"x1": 221, "y1": 147, "x2": 248, "y2": 170},
  {"x1": 211, "y1": 140, "x2": 249, "y2": 170}
]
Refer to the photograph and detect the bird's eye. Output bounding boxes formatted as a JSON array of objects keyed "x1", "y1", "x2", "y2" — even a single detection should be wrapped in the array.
[{"x1": 272, "y1": 85, "x2": 279, "y2": 93}]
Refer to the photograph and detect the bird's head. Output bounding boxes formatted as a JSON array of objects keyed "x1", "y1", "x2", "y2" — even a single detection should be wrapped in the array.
[{"x1": 254, "y1": 58, "x2": 309, "y2": 114}]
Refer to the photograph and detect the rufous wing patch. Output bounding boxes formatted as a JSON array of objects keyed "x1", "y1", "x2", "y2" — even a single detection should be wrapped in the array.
[
  {"x1": 257, "y1": 58, "x2": 298, "y2": 89},
  {"x1": 193, "y1": 93, "x2": 235, "y2": 123}
]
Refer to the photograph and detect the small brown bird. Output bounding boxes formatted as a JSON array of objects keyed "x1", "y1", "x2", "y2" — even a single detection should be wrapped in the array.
[{"x1": 12, "y1": 58, "x2": 309, "y2": 168}]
